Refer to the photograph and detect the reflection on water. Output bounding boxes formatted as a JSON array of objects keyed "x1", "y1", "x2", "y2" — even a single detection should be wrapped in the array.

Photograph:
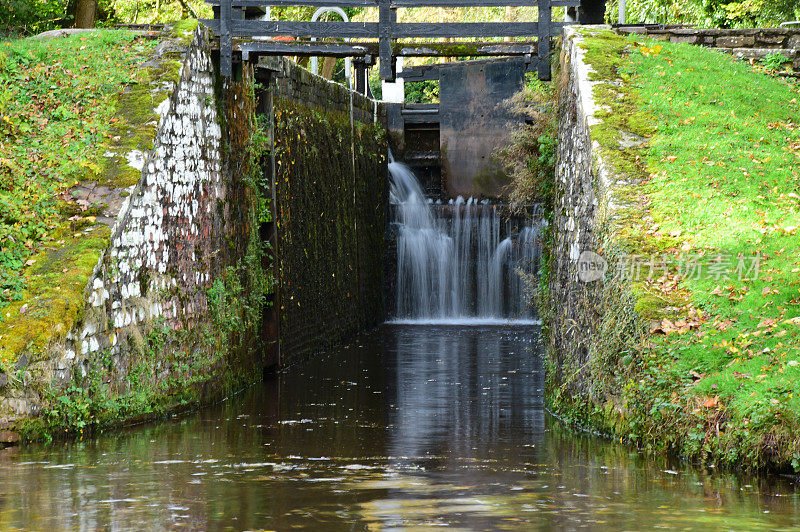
[{"x1": 0, "y1": 325, "x2": 799, "y2": 530}]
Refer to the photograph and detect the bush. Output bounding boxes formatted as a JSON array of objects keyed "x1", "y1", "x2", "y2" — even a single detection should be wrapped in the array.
[{"x1": 494, "y1": 73, "x2": 558, "y2": 208}]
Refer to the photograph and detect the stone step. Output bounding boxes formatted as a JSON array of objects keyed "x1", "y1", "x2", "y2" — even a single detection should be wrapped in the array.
[{"x1": 716, "y1": 47, "x2": 800, "y2": 68}]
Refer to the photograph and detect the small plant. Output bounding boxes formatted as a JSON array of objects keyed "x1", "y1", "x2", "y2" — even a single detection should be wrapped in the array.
[
  {"x1": 760, "y1": 51, "x2": 789, "y2": 71},
  {"x1": 494, "y1": 73, "x2": 558, "y2": 208}
]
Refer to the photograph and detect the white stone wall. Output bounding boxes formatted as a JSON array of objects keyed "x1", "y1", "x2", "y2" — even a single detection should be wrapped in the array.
[
  {"x1": 0, "y1": 28, "x2": 226, "y2": 421},
  {"x1": 79, "y1": 29, "x2": 223, "y2": 363}
]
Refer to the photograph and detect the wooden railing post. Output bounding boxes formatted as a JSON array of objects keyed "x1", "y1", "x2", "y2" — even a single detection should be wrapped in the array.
[
  {"x1": 537, "y1": 0, "x2": 551, "y2": 80},
  {"x1": 220, "y1": 0, "x2": 233, "y2": 77},
  {"x1": 378, "y1": 0, "x2": 395, "y2": 81}
]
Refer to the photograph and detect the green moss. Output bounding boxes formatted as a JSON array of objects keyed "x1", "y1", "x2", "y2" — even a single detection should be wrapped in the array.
[
  {"x1": 0, "y1": 225, "x2": 110, "y2": 364},
  {"x1": 172, "y1": 19, "x2": 199, "y2": 45}
]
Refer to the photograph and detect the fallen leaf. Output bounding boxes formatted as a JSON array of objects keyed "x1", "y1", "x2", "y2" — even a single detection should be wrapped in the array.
[
  {"x1": 703, "y1": 396, "x2": 719, "y2": 408},
  {"x1": 758, "y1": 318, "x2": 779, "y2": 328},
  {"x1": 716, "y1": 319, "x2": 734, "y2": 331}
]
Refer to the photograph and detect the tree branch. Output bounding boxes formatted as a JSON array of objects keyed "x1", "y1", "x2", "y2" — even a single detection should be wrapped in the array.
[{"x1": 174, "y1": 0, "x2": 199, "y2": 19}]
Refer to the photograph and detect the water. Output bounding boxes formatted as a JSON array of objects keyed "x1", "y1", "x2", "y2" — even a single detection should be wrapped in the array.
[
  {"x1": 389, "y1": 161, "x2": 542, "y2": 321},
  {"x1": 1, "y1": 325, "x2": 798, "y2": 530}
]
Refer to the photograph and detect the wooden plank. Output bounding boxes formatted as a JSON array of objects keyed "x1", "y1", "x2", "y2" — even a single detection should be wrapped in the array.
[
  {"x1": 220, "y1": 0, "x2": 232, "y2": 77},
  {"x1": 394, "y1": 22, "x2": 539, "y2": 38},
  {"x1": 207, "y1": 0, "x2": 579, "y2": 6},
  {"x1": 393, "y1": 0, "x2": 536, "y2": 5},
  {"x1": 200, "y1": 19, "x2": 573, "y2": 39},
  {"x1": 235, "y1": 40, "x2": 539, "y2": 57},
  {"x1": 231, "y1": 19, "x2": 379, "y2": 38},
  {"x1": 397, "y1": 65, "x2": 441, "y2": 80},
  {"x1": 393, "y1": 0, "x2": 578, "y2": 5},
  {"x1": 398, "y1": 55, "x2": 537, "y2": 78},
  {"x1": 379, "y1": 0, "x2": 394, "y2": 80},
  {"x1": 239, "y1": 42, "x2": 372, "y2": 56},
  {"x1": 537, "y1": 0, "x2": 550, "y2": 79}
]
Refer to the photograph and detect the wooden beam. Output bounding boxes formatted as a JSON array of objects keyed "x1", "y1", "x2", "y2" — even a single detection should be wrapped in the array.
[
  {"x1": 398, "y1": 55, "x2": 538, "y2": 79},
  {"x1": 236, "y1": 40, "x2": 540, "y2": 57},
  {"x1": 537, "y1": 0, "x2": 550, "y2": 79},
  {"x1": 207, "y1": 0, "x2": 581, "y2": 6},
  {"x1": 202, "y1": 19, "x2": 571, "y2": 39},
  {"x1": 394, "y1": 41, "x2": 537, "y2": 56},
  {"x1": 394, "y1": 21, "x2": 562, "y2": 38},
  {"x1": 207, "y1": 0, "x2": 375, "y2": 6},
  {"x1": 232, "y1": 19, "x2": 379, "y2": 38},
  {"x1": 240, "y1": 42, "x2": 372, "y2": 57},
  {"x1": 220, "y1": 0, "x2": 232, "y2": 77},
  {"x1": 397, "y1": 65, "x2": 441, "y2": 80},
  {"x1": 379, "y1": 0, "x2": 394, "y2": 80}
]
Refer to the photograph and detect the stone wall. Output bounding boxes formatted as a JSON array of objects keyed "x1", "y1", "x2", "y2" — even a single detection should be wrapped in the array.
[
  {"x1": 266, "y1": 59, "x2": 388, "y2": 362},
  {"x1": 260, "y1": 56, "x2": 383, "y2": 125},
  {"x1": 547, "y1": 26, "x2": 642, "y2": 398},
  {"x1": 620, "y1": 26, "x2": 800, "y2": 69},
  {"x1": 0, "y1": 27, "x2": 269, "y2": 443},
  {"x1": 0, "y1": 28, "x2": 389, "y2": 444}
]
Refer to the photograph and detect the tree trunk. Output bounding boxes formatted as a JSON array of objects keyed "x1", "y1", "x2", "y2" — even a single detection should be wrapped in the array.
[
  {"x1": 74, "y1": 0, "x2": 97, "y2": 28},
  {"x1": 321, "y1": 57, "x2": 337, "y2": 80}
]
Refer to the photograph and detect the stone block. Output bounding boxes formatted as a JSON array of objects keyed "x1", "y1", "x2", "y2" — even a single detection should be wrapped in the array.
[
  {"x1": 756, "y1": 34, "x2": 788, "y2": 46},
  {"x1": 716, "y1": 36, "x2": 756, "y2": 48},
  {"x1": 0, "y1": 430, "x2": 19, "y2": 444},
  {"x1": 670, "y1": 35, "x2": 699, "y2": 44},
  {"x1": 789, "y1": 35, "x2": 800, "y2": 50}
]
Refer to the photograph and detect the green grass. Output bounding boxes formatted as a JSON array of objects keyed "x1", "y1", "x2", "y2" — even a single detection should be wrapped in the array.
[
  {"x1": 633, "y1": 39, "x2": 800, "y2": 468},
  {"x1": 0, "y1": 30, "x2": 159, "y2": 365},
  {"x1": 576, "y1": 32, "x2": 800, "y2": 470}
]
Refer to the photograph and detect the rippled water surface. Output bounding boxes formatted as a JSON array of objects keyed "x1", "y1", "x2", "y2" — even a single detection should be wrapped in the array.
[{"x1": 1, "y1": 325, "x2": 799, "y2": 530}]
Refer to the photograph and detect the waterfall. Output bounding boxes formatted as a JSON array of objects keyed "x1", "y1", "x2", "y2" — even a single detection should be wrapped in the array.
[{"x1": 389, "y1": 160, "x2": 544, "y2": 322}]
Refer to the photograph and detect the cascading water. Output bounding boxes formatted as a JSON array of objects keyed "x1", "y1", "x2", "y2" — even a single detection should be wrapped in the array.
[{"x1": 389, "y1": 158, "x2": 544, "y2": 322}]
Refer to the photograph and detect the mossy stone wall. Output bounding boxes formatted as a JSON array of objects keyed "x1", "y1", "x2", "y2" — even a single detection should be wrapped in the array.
[
  {"x1": 0, "y1": 28, "x2": 270, "y2": 444},
  {"x1": 273, "y1": 98, "x2": 387, "y2": 361},
  {"x1": 546, "y1": 27, "x2": 644, "y2": 411}
]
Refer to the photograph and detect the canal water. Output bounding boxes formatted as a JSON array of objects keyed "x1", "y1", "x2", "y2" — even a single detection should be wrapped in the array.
[{"x1": 1, "y1": 324, "x2": 798, "y2": 530}]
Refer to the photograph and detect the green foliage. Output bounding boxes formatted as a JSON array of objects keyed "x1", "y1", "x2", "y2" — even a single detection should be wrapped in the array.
[
  {"x1": 106, "y1": 0, "x2": 212, "y2": 25},
  {"x1": 605, "y1": 0, "x2": 799, "y2": 27},
  {"x1": 495, "y1": 73, "x2": 558, "y2": 207},
  {"x1": 761, "y1": 51, "x2": 791, "y2": 71},
  {"x1": 405, "y1": 80, "x2": 439, "y2": 104},
  {"x1": 0, "y1": 0, "x2": 70, "y2": 36}
]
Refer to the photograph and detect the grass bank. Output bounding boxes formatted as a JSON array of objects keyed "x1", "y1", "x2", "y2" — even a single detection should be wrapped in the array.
[
  {"x1": 0, "y1": 27, "x2": 187, "y2": 368},
  {"x1": 551, "y1": 30, "x2": 800, "y2": 470}
]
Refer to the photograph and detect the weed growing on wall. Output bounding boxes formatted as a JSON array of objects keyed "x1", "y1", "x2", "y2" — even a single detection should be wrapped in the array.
[{"x1": 495, "y1": 72, "x2": 558, "y2": 208}]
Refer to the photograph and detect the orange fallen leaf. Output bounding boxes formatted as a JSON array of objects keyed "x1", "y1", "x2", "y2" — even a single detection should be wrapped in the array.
[{"x1": 703, "y1": 396, "x2": 719, "y2": 408}]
